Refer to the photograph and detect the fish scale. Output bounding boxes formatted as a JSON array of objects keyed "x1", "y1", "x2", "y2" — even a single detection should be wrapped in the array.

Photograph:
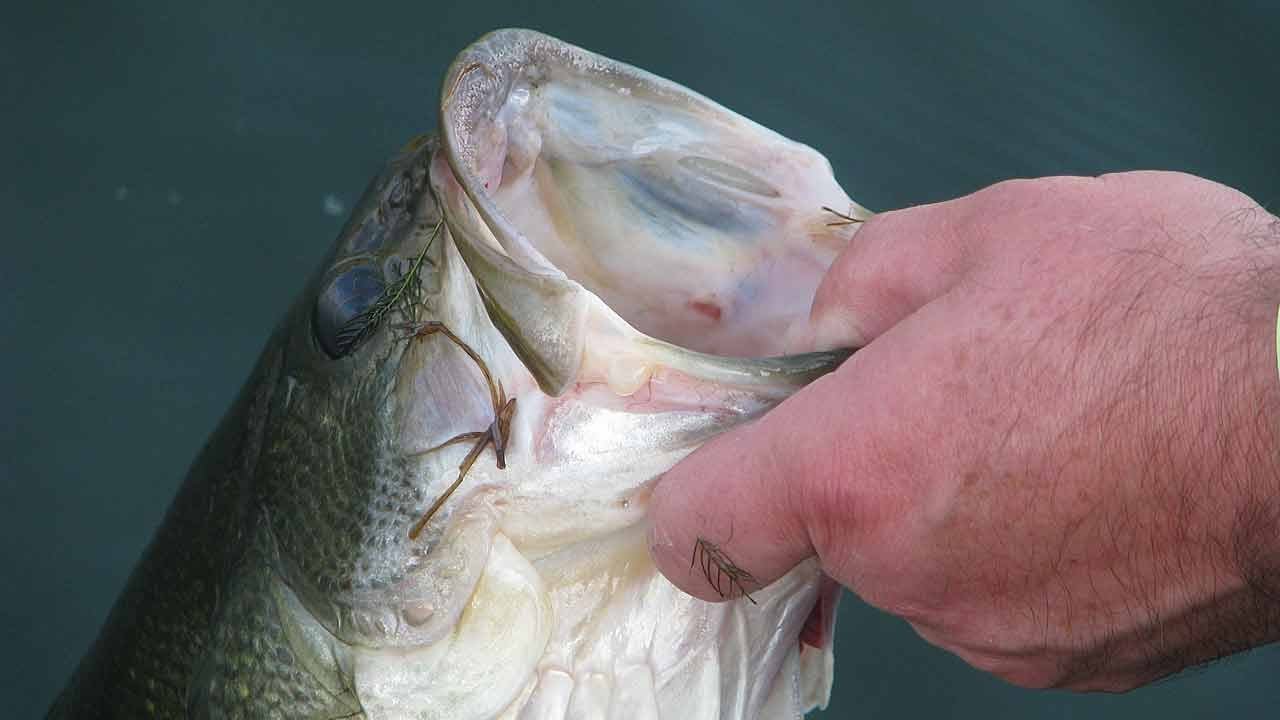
[{"x1": 48, "y1": 344, "x2": 283, "y2": 718}]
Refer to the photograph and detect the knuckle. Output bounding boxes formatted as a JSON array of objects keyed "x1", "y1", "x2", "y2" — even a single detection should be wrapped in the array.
[
  {"x1": 1100, "y1": 170, "x2": 1259, "y2": 213},
  {"x1": 981, "y1": 175, "x2": 1096, "y2": 202}
]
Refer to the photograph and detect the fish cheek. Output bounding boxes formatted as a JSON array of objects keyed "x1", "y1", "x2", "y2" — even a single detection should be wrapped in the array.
[
  {"x1": 252, "y1": 355, "x2": 425, "y2": 643},
  {"x1": 258, "y1": 334, "x2": 506, "y2": 649}
]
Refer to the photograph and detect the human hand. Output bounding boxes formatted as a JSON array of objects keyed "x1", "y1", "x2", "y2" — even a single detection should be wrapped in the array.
[{"x1": 648, "y1": 172, "x2": 1280, "y2": 690}]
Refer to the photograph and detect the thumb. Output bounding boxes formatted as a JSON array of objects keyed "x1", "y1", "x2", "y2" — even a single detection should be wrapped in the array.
[
  {"x1": 647, "y1": 370, "x2": 848, "y2": 602},
  {"x1": 647, "y1": 192, "x2": 987, "y2": 601}
]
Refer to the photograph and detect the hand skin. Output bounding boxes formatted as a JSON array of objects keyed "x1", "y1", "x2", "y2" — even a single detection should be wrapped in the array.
[{"x1": 648, "y1": 171, "x2": 1280, "y2": 691}]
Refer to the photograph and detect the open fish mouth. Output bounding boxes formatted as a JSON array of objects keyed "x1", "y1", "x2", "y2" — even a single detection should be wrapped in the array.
[
  {"x1": 434, "y1": 29, "x2": 865, "y2": 396},
  {"x1": 333, "y1": 29, "x2": 870, "y2": 719}
]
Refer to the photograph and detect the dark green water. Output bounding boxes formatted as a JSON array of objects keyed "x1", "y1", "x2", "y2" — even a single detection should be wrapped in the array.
[{"x1": 6, "y1": 2, "x2": 1278, "y2": 717}]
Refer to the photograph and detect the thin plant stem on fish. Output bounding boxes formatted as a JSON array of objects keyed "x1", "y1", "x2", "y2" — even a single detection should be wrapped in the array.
[
  {"x1": 400, "y1": 321, "x2": 517, "y2": 540},
  {"x1": 821, "y1": 205, "x2": 866, "y2": 227},
  {"x1": 332, "y1": 220, "x2": 443, "y2": 357},
  {"x1": 692, "y1": 537, "x2": 758, "y2": 605}
]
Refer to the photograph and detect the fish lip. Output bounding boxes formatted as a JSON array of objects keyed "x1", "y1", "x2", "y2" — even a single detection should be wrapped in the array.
[
  {"x1": 436, "y1": 30, "x2": 590, "y2": 396},
  {"x1": 436, "y1": 29, "x2": 852, "y2": 397}
]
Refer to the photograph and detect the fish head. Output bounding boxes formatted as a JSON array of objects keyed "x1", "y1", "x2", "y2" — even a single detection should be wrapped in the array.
[
  {"x1": 255, "y1": 131, "x2": 481, "y2": 652},
  {"x1": 255, "y1": 29, "x2": 865, "y2": 719}
]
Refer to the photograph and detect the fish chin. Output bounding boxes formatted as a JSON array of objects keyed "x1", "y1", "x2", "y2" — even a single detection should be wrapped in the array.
[{"x1": 356, "y1": 29, "x2": 860, "y2": 719}]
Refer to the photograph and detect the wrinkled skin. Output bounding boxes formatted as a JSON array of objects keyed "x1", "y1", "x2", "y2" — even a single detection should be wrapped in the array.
[
  {"x1": 49, "y1": 30, "x2": 861, "y2": 719},
  {"x1": 650, "y1": 172, "x2": 1280, "y2": 691}
]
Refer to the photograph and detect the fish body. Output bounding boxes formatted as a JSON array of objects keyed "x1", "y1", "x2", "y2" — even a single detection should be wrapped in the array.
[{"x1": 49, "y1": 30, "x2": 864, "y2": 719}]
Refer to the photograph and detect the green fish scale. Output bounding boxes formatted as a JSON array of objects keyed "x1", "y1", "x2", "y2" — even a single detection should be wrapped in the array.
[
  {"x1": 189, "y1": 531, "x2": 362, "y2": 720},
  {"x1": 257, "y1": 342, "x2": 431, "y2": 636}
]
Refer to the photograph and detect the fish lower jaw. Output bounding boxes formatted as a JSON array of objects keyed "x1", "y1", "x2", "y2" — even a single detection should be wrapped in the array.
[{"x1": 350, "y1": 525, "x2": 830, "y2": 720}]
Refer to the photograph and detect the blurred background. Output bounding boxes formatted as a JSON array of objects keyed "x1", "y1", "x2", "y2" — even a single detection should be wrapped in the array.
[{"x1": 5, "y1": 1, "x2": 1279, "y2": 717}]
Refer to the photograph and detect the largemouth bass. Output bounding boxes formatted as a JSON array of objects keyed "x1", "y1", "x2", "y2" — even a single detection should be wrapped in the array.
[{"x1": 48, "y1": 29, "x2": 867, "y2": 719}]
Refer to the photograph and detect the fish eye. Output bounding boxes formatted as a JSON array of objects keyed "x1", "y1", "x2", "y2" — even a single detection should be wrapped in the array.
[{"x1": 313, "y1": 265, "x2": 386, "y2": 358}]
